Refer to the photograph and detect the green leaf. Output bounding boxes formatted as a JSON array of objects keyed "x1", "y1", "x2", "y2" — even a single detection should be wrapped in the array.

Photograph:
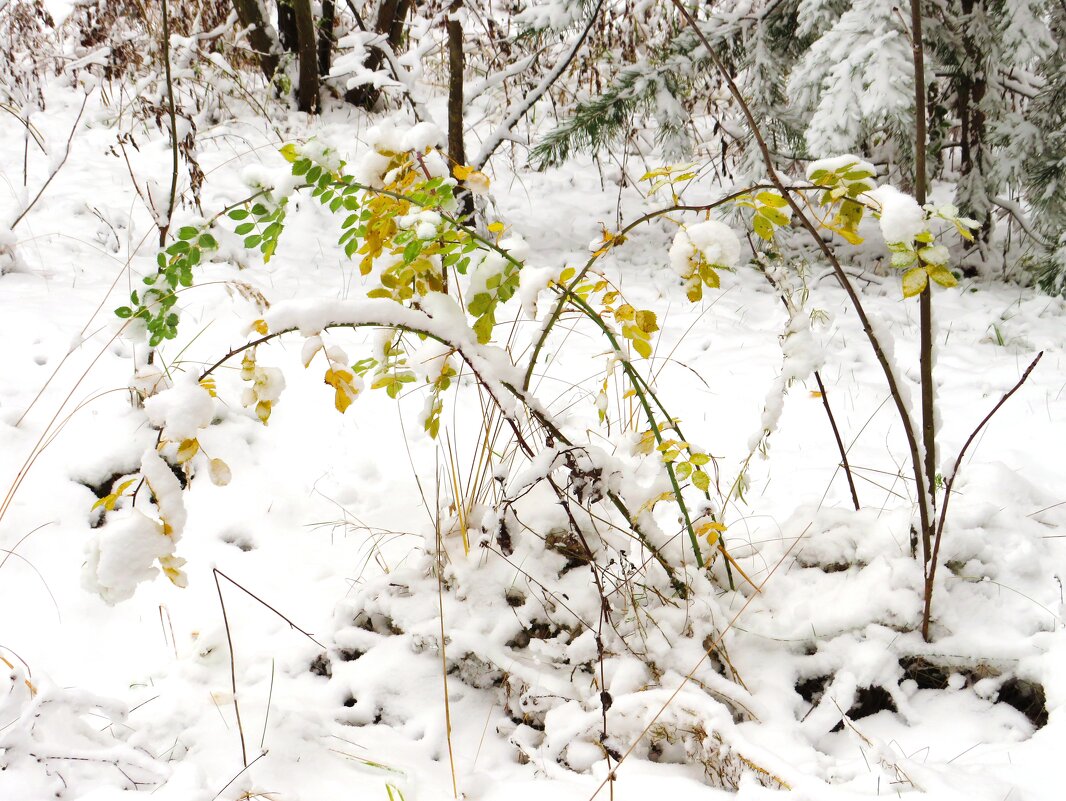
[
  {"x1": 177, "y1": 226, "x2": 199, "y2": 240},
  {"x1": 198, "y1": 233, "x2": 218, "y2": 249},
  {"x1": 245, "y1": 235, "x2": 262, "y2": 248},
  {"x1": 473, "y1": 313, "x2": 494, "y2": 343},
  {"x1": 115, "y1": 306, "x2": 133, "y2": 318},
  {"x1": 403, "y1": 240, "x2": 422, "y2": 264},
  {"x1": 467, "y1": 292, "x2": 492, "y2": 316},
  {"x1": 692, "y1": 470, "x2": 710, "y2": 492},
  {"x1": 229, "y1": 208, "x2": 249, "y2": 220}
]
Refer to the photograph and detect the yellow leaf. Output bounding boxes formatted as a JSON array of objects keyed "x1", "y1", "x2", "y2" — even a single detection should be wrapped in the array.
[
  {"x1": 256, "y1": 400, "x2": 272, "y2": 424},
  {"x1": 463, "y1": 170, "x2": 490, "y2": 195},
  {"x1": 251, "y1": 319, "x2": 268, "y2": 335},
  {"x1": 756, "y1": 191, "x2": 788, "y2": 208},
  {"x1": 809, "y1": 390, "x2": 823, "y2": 398},
  {"x1": 199, "y1": 377, "x2": 217, "y2": 397},
  {"x1": 488, "y1": 221, "x2": 505, "y2": 234},
  {"x1": 696, "y1": 520, "x2": 728, "y2": 547},
  {"x1": 902, "y1": 266, "x2": 929, "y2": 298},
  {"x1": 209, "y1": 458, "x2": 232, "y2": 486},
  {"x1": 559, "y1": 267, "x2": 576, "y2": 284},
  {"x1": 692, "y1": 470, "x2": 711, "y2": 492},
  {"x1": 635, "y1": 429, "x2": 657, "y2": 455},
  {"x1": 334, "y1": 387, "x2": 353, "y2": 413},
  {"x1": 614, "y1": 303, "x2": 636, "y2": 322},
  {"x1": 639, "y1": 491, "x2": 675, "y2": 513},
  {"x1": 159, "y1": 554, "x2": 188, "y2": 588},
  {"x1": 91, "y1": 494, "x2": 115, "y2": 512},
  {"x1": 452, "y1": 164, "x2": 474, "y2": 180},
  {"x1": 635, "y1": 309, "x2": 658, "y2": 334},
  {"x1": 632, "y1": 338, "x2": 652, "y2": 359},
  {"x1": 176, "y1": 439, "x2": 200, "y2": 463},
  {"x1": 926, "y1": 263, "x2": 957, "y2": 288},
  {"x1": 241, "y1": 351, "x2": 257, "y2": 381},
  {"x1": 279, "y1": 143, "x2": 299, "y2": 163}
]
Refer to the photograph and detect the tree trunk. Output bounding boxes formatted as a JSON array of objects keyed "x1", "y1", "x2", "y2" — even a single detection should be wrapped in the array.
[
  {"x1": 277, "y1": 0, "x2": 298, "y2": 52},
  {"x1": 232, "y1": 0, "x2": 279, "y2": 80},
  {"x1": 956, "y1": 0, "x2": 991, "y2": 249},
  {"x1": 318, "y1": 0, "x2": 336, "y2": 77},
  {"x1": 447, "y1": 0, "x2": 473, "y2": 218},
  {"x1": 294, "y1": 0, "x2": 319, "y2": 113},
  {"x1": 344, "y1": 0, "x2": 415, "y2": 108}
]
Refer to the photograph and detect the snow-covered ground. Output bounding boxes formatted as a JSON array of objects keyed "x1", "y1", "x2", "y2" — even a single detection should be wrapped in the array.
[{"x1": 1, "y1": 76, "x2": 1064, "y2": 801}]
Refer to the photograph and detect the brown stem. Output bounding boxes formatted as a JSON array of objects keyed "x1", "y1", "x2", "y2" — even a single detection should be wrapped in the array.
[
  {"x1": 814, "y1": 371, "x2": 860, "y2": 511},
  {"x1": 668, "y1": 0, "x2": 933, "y2": 557},
  {"x1": 160, "y1": 0, "x2": 180, "y2": 246},
  {"x1": 909, "y1": 1, "x2": 938, "y2": 586},
  {"x1": 922, "y1": 351, "x2": 1043, "y2": 639},
  {"x1": 213, "y1": 568, "x2": 248, "y2": 767}
]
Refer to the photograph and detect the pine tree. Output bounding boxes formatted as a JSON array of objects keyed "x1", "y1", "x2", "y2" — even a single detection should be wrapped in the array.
[{"x1": 1023, "y1": 3, "x2": 1066, "y2": 293}]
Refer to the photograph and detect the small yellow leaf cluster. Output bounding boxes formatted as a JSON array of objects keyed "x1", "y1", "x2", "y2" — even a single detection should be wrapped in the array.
[
  {"x1": 240, "y1": 348, "x2": 285, "y2": 424},
  {"x1": 324, "y1": 367, "x2": 359, "y2": 413},
  {"x1": 91, "y1": 478, "x2": 137, "y2": 513},
  {"x1": 614, "y1": 303, "x2": 658, "y2": 359},
  {"x1": 635, "y1": 429, "x2": 716, "y2": 493},
  {"x1": 640, "y1": 162, "x2": 698, "y2": 201},
  {"x1": 302, "y1": 338, "x2": 369, "y2": 414},
  {"x1": 452, "y1": 164, "x2": 490, "y2": 195},
  {"x1": 883, "y1": 203, "x2": 977, "y2": 298},
  {"x1": 735, "y1": 191, "x2": 791, "y2": 241},
  {"x1": 657, "y1": 438, "x2": 713, "y2": 492},
  {"x1": 808, "y1": 160, "x2": 877, "y2": 245},
  {"x1": 695, "y1": 520, "x2": 727, "y2": 548},
  {"x1": 423, "y1": 360, "x2": 457, "y2": 439},
  {"x1": 589, "y1": 225, "x2": 627, "y2": 258}
]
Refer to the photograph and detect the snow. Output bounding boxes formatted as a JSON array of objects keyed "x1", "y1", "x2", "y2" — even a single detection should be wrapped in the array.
[
  {"x1": 1, "y1": 30, "x2": 1065, "y2": 801},
  {"x1": 868, "y1": 184, "x2": 927, "y2": 244},
  {"x1": 669, "y1": 219, "x2": 741, "y2": 277},
  {"x1": 82, "y1": 509, "x2": 174, "y2": 604},
  {"x1": 143, "y1": 374, "x2": 216, "y2": 442}
]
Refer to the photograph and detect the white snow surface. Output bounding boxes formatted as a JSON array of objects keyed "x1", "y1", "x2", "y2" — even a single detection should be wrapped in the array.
[
  {"x1": 0, "y1": 80, "x2": 1064, "y2": 801},
  {"x1": 868, "y1": 184, "x2": 927, "y2": 245}
]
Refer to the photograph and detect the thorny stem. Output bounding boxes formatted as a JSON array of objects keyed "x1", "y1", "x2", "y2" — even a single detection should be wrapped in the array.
[
  {"x1": 669, "y1": 0, "x2": 934, "y2": 588},
  {"x1": 561, "y1": 290, "x2": 705, "y2": 568}
]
